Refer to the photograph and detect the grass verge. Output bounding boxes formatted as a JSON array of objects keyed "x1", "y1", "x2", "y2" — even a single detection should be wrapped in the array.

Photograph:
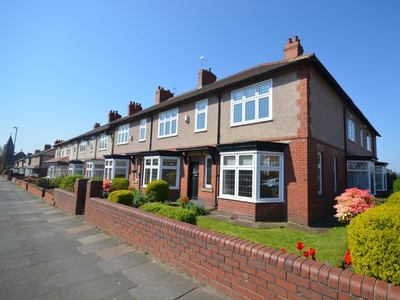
[{"x1": 197, "y1": 216, "x2": 348, "y2": 267}]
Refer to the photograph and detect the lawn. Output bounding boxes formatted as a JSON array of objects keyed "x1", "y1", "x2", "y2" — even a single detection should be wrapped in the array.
[{"x1": 197, "y1": 216, "x2": 348, "y2": 267}]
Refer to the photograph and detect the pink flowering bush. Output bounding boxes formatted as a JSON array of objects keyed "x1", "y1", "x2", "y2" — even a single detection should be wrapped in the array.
[
  {"x1": 102, "y1": 178, "x2": 113, "y2": 198},
  {"x1": 334, "y1": 188, "x2": 375, "y2": 223}
]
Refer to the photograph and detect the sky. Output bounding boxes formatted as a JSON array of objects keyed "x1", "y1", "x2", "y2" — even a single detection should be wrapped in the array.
[{"x1": 1, "y1": 0, "x2": 399, "y2": 173}]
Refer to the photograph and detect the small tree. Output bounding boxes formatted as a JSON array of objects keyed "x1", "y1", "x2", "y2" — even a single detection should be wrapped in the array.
[{"x1": 334, "y1": 188, "x2": 375, "y2": 223}]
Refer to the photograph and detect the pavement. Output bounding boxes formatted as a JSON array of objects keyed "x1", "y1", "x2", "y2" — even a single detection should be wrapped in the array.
[{"x1": 0, "y1": 177, "x2": 230, "y2": 300}]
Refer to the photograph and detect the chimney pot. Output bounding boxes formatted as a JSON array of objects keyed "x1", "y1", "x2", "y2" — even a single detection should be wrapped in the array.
[
  {"x1": 198, "y1": 69, "x2": 217, "y2": 88},
  {"x1": 155, "y1": 86, "x2": 174, "y2": 104},
  {"x1": 283, "y1": 36, "x2": 304, "y2": 60}
]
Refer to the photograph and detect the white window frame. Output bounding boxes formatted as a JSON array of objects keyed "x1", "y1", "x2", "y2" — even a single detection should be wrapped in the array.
[
  {"x1": 55, "y1": 148, "x2": 61, "y2": 158},
  {"x1": 347, "y1": 160, "x2": 375, "y2": 195},
  {"x1": 142, "y1": 156, "x2": 180, "y2": 189},
  {"x1": 66, "y1": 146, "x2": 71, "y2": 156},
  {"x1": 139, "y1": 118, "x2": 147, "y2": 141},
  {"x1": 375, "y1": 166, "x2": 387, "y2": 191},
  {"x1": 359, "y1": 126, "x2": 364, "y2": 148},
  {"x1": 333, "y1": 156, "x2": 338, "y2": 193},
  {"x1": 68, "y1": 164, "x2": 84, "y2": 176},
  {"x1": 347, "y1": 114, "x2": 356, "y2": 142},
  {"x1": 117, "y1": 124, "x2": 129, "y2": 145},
  {"x1": 195, "y1": 99, "x2": 208, "y2": 132},
  {"x1": 204, "y1": 155, "x2": 212, "y2": 188},
  {"x1": 99, "y1": 133, "x2": 107, "y2": 150},
  {"x1": 79, "y1": 141, "x2": 86, "y2": 153},
  {"x1": 104, "y1": 158, "x2": 130, "y2": 179},
  {"x1": 89, "y1": 139, "x2": 94, "y2": 152},
  {"x1": 86, "y1": 161, "x2": 105, "y2": 178},
  {"x1": 366, "y1": 131, "x2": 372, "y2": 152},
  {"x1": 219, "y1": 151, "x2": 284, "y2": 203},
  {"x1": 158, "y1": 108, "x2": 178, "y2": 138},
  {"x1": 231, "y1": 80, "x2": 272, "y2": 126},
  {"x1": 318, "y1": 152, "x2": 323, "y2": 195}
]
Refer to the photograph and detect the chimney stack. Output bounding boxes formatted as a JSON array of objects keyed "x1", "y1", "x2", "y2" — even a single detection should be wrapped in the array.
[
  {"x1": 283, "y1": 36, "x2": 304, "y2": 60},
  {"x1": 198, "y1": 68, "x2": 217, "y2": 88},
  {"x1": 128, "y1": 101, "x2": 143, "y2": 116},
  {"x1": 155, "y1": 86, "x2": 174, "y2": 105},
  {"x1": 35, "y1": 149, "x2": 40, "y2": 154},
  {"x1": 93, "y1": 122, "x2": 100, "y2": 129},
  {"x1": 44, "y1": 144, "x2": 51, "y2": 150},
  {"x1": 108, "y1": 110, "x2": 122, "y2": 123}
]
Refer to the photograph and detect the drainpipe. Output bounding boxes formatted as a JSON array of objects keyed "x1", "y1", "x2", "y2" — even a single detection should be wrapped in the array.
[
  {"x1": 214, "y1": 91, "x2": 222, "y2": 208},
  {"x1": 343, "y1": 106, "x2": 349, "y2": 187},
  {"x1": 149, "y1": 115, "x2": 153, "y2": 151}
]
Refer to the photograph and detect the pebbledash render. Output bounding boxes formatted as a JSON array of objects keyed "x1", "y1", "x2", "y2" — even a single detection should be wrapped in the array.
[{"x1": 45, "y1": 36, "x2": 387, "y2": 226}]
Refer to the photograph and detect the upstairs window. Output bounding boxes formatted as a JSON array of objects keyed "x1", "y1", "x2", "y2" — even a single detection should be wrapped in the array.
[
  {"x1": 231, "y1": 80, "x2": 272, "y2": 126},
  {"x1": 99, "y1": 133, "x2": 107, "y2": 150},
  {"x1": 195, "y1": 99, "x2": 208, "y2": 132},
  {"x1": 117, "y1": 124, "x2": 129, "y2": 145},
  {"x1": 318, "y1": 152, "x2": 323, "y2": 195},
  {"x1": 366, "y1": 132, "x2": 372, "y2": 152},
  {"x1": 79, "y1": 141, "x2": 86, "y2": 153},
  {"x1": 159, "y1": 108, "x2": 178, "y2": 138},
  {"x1": 360, "y1": 127, "x2": 364, "y2": 148},
  {"x1": 139, "y1": 118, "x2": 147, "y2": 141},
  {"x1": 347, "y1": 114, "x2": 355, "y2": 142}
]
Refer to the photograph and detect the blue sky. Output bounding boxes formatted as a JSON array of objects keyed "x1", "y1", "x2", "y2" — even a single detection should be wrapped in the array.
[{"x1": 1, "y1": 1, "x2": 399, "y2": 173}]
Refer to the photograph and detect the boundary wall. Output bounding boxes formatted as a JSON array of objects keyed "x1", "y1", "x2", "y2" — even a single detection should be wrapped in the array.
[{"x1": 14, "y1": 178, "x2": 400, "y2": 299}]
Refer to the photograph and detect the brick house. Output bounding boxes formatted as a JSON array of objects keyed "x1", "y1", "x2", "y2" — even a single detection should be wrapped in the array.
[{"x1": 47, "y1": 36, "x2": 386, "y2": 226}]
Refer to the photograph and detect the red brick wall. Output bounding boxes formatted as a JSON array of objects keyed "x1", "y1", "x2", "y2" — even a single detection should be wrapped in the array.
[
  {"x1": 53, "y1": 188, "x2": 77, "y2": 215},
  {"x1": 83, "y1": 196, "x2": 399, "y2": 300}
]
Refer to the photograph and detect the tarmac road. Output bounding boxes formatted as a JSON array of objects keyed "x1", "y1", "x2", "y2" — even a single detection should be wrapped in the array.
[{"x1": 0, "y1": 177, "x2": 230, "y2": 300}]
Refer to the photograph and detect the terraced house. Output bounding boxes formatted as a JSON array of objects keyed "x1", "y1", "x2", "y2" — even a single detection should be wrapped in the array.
[{"x1": 46, "y1": 36, "x2": 387, "y2": 226}]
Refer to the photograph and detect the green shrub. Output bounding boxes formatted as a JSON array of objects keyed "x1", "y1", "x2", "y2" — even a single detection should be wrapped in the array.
[
  {"x1": 140, "y1": 202, "x2": 197, "y2": 225},
  {"x1": 35, "y1": 177, "x2": 47, "y2": 188},
  {"x1": 394, "y1": 178, "x2": 400, "y2": 192},
  {"x1": 386, "y1": 191, "x2": 400, "y2": 205},
  {"x1": 348, "y1": 202, "x2": 400, "y2": 284},
  {"x1": 59, "y1": 175, "x2": 83, "y2": 192},
  {"x1": 145, "y1": 180, "x2": 170, "y2": 202},
  {"x1": 132, "y1": 189, "x2": 150, "y2": 208},
  {"x1": 90, "y1": 176, "x2": 103, "y2": 181},
  {"x1": 107, "y1": 190, "x2": 133, "y2": 206},
  {"x1": 49, "y1": 177, "x2": 62, "y2": 189},
  {"x1": 111, "y1": 178, "x2": 130, "y2": 191}
]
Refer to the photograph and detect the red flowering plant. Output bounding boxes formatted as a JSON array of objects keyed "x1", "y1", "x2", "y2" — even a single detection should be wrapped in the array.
[
  {"x1": 334, "y1": 188, "x2": 375, "y2": 223},
  {"x1": 102, "y1": 178, "x2": 113, "y2": 199},
  {"x1": 177, "y1": 196, "x2": 190, "y2": 208},
  {"x1": 343, "y1": 249, "x2": 352, "y2": 269},
  {"x1": 296, "y1": 242, "x2": 316, "y2": 261}
]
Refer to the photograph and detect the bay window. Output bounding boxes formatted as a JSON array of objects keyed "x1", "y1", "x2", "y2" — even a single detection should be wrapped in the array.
[
  {"x1": 220, "y1": 151, "x2": 283, "y2": 202},
  {"x1": 143, "y1": 156, "x2": 180, "y2": 189},
  {"x1": 347, "y1": 160, "x2": 375, "y2": 194}
]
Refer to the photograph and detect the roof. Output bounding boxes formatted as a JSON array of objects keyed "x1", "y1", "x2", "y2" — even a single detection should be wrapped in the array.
[
  {"x1": 44, "y1": 156, "x2": 69, "y2": 164},
  {"x1": 53, "y1": 53, "x2": 380, "y2": 145}
]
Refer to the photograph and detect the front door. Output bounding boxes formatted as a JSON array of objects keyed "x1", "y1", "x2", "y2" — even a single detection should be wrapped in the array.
[{"x1": 189, "y1": 158, "x2": 199, "y2": 200}]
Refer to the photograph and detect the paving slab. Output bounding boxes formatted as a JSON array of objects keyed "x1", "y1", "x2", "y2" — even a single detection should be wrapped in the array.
[{"x1": 0, "y1": 177, "x2": 231, "y2": 300}]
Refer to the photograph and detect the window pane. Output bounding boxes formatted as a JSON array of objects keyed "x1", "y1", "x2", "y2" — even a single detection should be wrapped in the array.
[
  {"x1": 159, "y1": 123, "x2": 165, "y2": 136},
  {"x1": 245, "y1": 87, "x2": 256, "y2": 98},
  {"x1": 260, "y1": 170, "x2": 280, "y2": 198},
  {"x1": 233, "y1": 104, "x2": 242, "y2": 123},
  {"x1": 205, "y1": 157, "x2": 212, "y2": 187},
  {"x1": 260, "y1": 155, "x2": 280, "y2": 167},
  {"x1": 238, "y1": 170, "x2": 252, "y2": 197},
  {"x1": 348, "y1": 161, "x2": 368, "y2": 170},
  {"x1": 165, "y1": 121, "x2": 170, "y2": 135},
  {"x1": 347, "y1": 171, "x2": 369, "y2": 190},
  {"x1": 245, "y1": 100, "x2": 255, "y2": 121},
  {"x1": 223, "y1": 156, "x2": 236, "y2": 166},
  {"x1": 222, "y1": 170, "x2": 235, "y2": 195},
  {"x1": 163, "y1": 159, "x2": 177, "y2": 166},
  {"x1": 197, "y1": 112, "x2": 205, "y2": 130},
  {"x1": 171, "y1": 119, "x2": 177, "y2": 134},
  {"x1": 233, "y1": 91, "x2": 243, "y2": 101},
  {"x1": 197, "y1": 101, "x2": 207, "y2": 110},
  {"x1": 239, "y1": 155, "x2": 253, "y2": 165},
  {"x1": 259, "y1": 83, "x2": 270, "y2": 94},
  {"x1": 162, "y1": 169, "x2": 177, "y2": 187},
  {"x1": 259, "y1": 97, "x2": 269, "y2": 119}
]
